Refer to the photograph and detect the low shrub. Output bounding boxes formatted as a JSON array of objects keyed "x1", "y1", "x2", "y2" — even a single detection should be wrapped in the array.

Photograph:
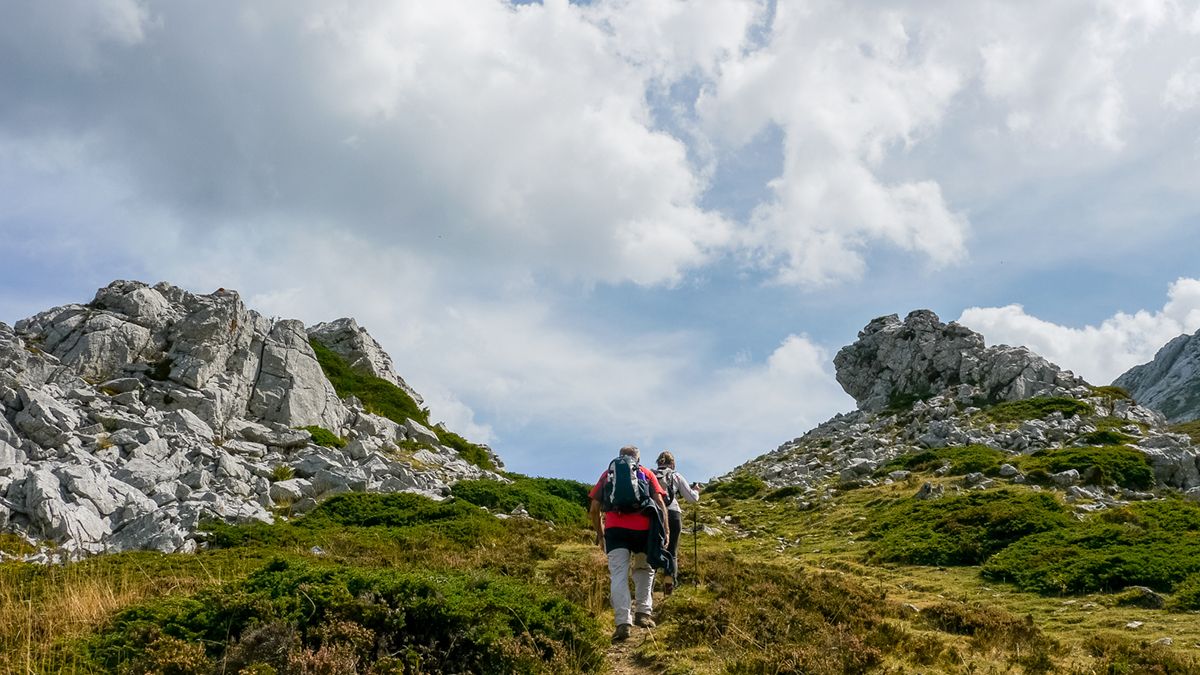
[
  {"x1": 1089, "y1": 385, "x2": 1132, "y2": 401},
  {"x1": 269, "y1": 465, "x2": 294, "y2": 482},
  {"x1": 707, "y1": 473, "x2": 766, "y2": 500},
  {"x1": 764, "y1": 485, "x2": 805, "y2": 501},
  {"x1": 866, "y1": 490, "x2": 1071, "y2": 566},
  {"x1": 1073, "y1": 429, "x2": 1136, "y2": 446},
  {"x1": 452, "y1": 478, "x2": 589, "y2": 527},
  {"x1": 310, "y1": 339, "x2": 428, "y2": 429},
  {"x1": 82, "y1": 558, "x2": 605, "y2": 674},
  {"x1": 982, "y1": 397, "x2": 1093, "y2": 424},
  {"x1": 983, "y1": 500, "x2": 1200, "y2": 594},
  {"x1": 1075, "y1": 633, "x2": 1199, "y2": 675},
  {"x1": 438, "y1": 430, "x2": 497, "y2": 472},
  {"x1": 1168, "y1": 573, "x2": 1200, "y2": 611},
  {"x1": 1023, "y1": 445, "x2": 1154, "y2": 490},
  {"x1": 920, "y1": 601, "x2": 1056, "y2": 661},
  {"x1": 880, "y1": 445, "x2": 1007, "y2": 476},
  {"x1": 301, "y1": 425, "x2": 346, "y2": 449}
]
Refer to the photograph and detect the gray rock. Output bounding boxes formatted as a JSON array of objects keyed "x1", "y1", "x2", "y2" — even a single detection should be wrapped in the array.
[
  {"x1": 404, "y1": 418, "x2": 441, "y2": 446},
  {"x1": 998, "y1": 463, "x2": 1020, "y2": 478},
  {"x1": 114, "y1": 458, "x2": 178, "y2": 492},
  {"x1": 1051, "y1": 469, "x2": 1080, "y2": 486},
  {"x1": 246, "y1": 320, "x2": 346, "y2": 431},
  {"x1": 914, "y1": 482, "x2": 944, "y2": 500},
  {"x1": 1115, "y1": 329, "x2": 1200, "y2": 423},
  {"x1": 161, "y1": 409, "x2": 215, "y2": 441},
  {"x1": 269, "y1": 478, "x2": 313, "y2": 503},
  {"x1": 834, "y1": 310, "x2": 1087, "y2": 414},
  {"x1": 15, "y1": 387, "x2": 80, "y2": 447}
]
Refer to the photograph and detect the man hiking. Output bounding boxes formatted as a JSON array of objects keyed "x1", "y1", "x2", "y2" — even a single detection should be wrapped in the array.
[{"x1": 589, "y1": 445, "x2": 670, "y2": 642}]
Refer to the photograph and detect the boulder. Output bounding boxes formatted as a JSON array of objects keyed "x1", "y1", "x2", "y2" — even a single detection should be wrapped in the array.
[
  {"x1": 246, "y1": 320, "x2": 346, "y2": 431},
  {"x1": 834, "y1": 310, "x2": 1087, "y2": 413},
  {"x1": 405, "y1": 419, "x2": 441, "y2": 446},
  {"x1": 15, "y1": 387, "x2": 80, "y2": 447}
]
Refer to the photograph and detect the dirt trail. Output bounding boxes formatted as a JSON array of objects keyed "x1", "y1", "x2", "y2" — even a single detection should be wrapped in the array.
[{"x1": 604, "y1": 626, "x2": 660, "y2": 675}]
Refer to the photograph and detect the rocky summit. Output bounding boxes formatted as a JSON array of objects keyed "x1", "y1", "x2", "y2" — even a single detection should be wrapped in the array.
[
  {"x1": 1115, "y1": 328, "x2": 1200, "y2": 424},
  {"x1": 728, "y1": 310, "x2": 1200, "y2": 508},
  {"x1": 0, "y1": 280, "x2": 503, "y2": 559}
]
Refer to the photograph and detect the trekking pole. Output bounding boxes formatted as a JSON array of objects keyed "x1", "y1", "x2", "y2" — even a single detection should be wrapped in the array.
[{"x1": 692, "y1": 503, "x2": 699, "y2": 586}]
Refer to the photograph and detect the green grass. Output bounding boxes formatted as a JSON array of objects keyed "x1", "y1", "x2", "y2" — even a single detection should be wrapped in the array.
[
  {"x1": 866, "y1": 489, "x2": 1072, "y2": 566},
  {"x1": 300, "y1": 425, "x2": 346, "y2": 449},
  {"x1": 983, "y1": 500, "x2": 1200, "y2": 595},
  {"x1": 982, "y1": 397, "x2": 1093, "y2": 424},
  {"x1": 1171, "y1": 419, "x2": 1200, "y2": 444},
  {"x1": 880, "y1": 445, "x2": 1008, "y2": 476},
  {"x1": 1023, "y1": 445, "x2": 1154, "y2": 490},
  {"x1": 310, "y1": 339, "x2": 496, "y2": 471}
]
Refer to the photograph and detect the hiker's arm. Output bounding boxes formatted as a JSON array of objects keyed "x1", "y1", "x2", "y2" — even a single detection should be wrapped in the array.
[
  {"x1": 589, "y1": 498, "x2": 604, "y2": 549},
  {"x1": 676, "y1": 474, "x2": 700, "y2": 503},
  {"x1": 652, "y1": 492, "x2": 669, "y2": 545}
]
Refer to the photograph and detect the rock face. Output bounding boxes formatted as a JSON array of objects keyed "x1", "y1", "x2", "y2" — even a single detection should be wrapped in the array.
[
  {"x1": 721, "y1": 310, "x2": 1199, "y2": 512},
  {"x1": 1114, "y1": 330, "x2": 1200, "y2": 424},
  {"x1": 834, "y1": 310, "x2": 1089, "y2": 413},
  {"x1": 0, "y1": 281, "x2": 502, "y2": 558}
]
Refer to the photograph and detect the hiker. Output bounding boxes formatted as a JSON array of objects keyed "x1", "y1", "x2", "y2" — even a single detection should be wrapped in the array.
[
  {"x1": 654, "y1": 450, "x2": 700, "y2": 594},
  {"x1": 589, "y1": 445, "x2": 671, "y2": 642}
]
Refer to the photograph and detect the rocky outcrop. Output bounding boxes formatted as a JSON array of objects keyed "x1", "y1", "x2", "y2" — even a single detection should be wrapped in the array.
[
  {"x1": 1114, "y1": 330, "x2": 1200, "y2": 424},
  {"x1": 834, "y1": 310, "x2": 1089, "y2": 413},
  {"x1": 309, "y1": 318, "x2": 423, "y2": 405},
  {"x1": 0, "y1": 281, "x2": 502, "y2": 559},
  {"x1": 722, "y1": 310, "x2": 1199, "y2": 513}
]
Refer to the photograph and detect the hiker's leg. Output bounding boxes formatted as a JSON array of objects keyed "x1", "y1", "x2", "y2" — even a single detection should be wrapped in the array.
[
  {"x1": 631, "y1": 552, "x2": 654, "y2": 614},
  {"x1": 606, "y1": 546, "x2": 633, "y2": 626},
  {"x1": 667, "y1": 510, "x2": 682, "y2": 560}
]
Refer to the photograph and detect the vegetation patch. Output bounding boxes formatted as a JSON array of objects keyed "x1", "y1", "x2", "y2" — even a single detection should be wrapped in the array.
[
  {"x1": 880, "y1": 445, "x2": 1008, "y2": 476},
  {"x1": 1076, "y1": 633, "x2": 1200, "y2": 675},
  {"x1": 867, "y1": 489, "x2": 1071, "y2": 566},
  {"x1": 1088, "y1": 385, "x2": 1132, "y2": 401},
  {"x1": 81, "y1": 558, "x2": 604, "y2": 674},
  {"x1": 1168, "y1": 573, "x2": 1200, "y2": 611},
  {"x1": 885, "y1": 389, "x2": 932, "y2": 414},
  {"x1": 764, "y1": 485, "x2": 806, "y2": 501},
  {"x1": 301, "y1": 425, "x2": 346, "y2": 449},
  {"x1": 452, "y1": 477, "x2": 590, "y2": 528},
  {"x1": 982, "y1": 396, "x2": 1093, "y2": 423},
  {"x1": 1023, "y1": 445, "x2": 1154, "y2": 490},
  {"x1": 1073, "y1": 429, "x2": 1136, "y2": 446},
  {"x1": 920, "y1": 601, "x2": 1057, "y2": 667},
  {"x1": 983, "y1": 500, "x2": 1200, "y2": 594},
  {"x1": 706, "y1": 472, "x2": 766, "y2": 500},
  {"x1": 1171, "y1": 419, "x2": 1200, "y2": 444},
  {"x1": 310, "y1": 339, "x2": 495, "y2": 471}
]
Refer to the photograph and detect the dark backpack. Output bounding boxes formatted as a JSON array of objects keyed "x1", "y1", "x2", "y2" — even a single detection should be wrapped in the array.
[
  {"x1": 654, "y1": 467, "x2": 677, "y2": 505},
  {"x1": 602, "y1": 456, "x2": 652, "y2": 513}
]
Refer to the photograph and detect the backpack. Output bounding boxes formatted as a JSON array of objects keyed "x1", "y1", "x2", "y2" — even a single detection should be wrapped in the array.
[
  {"x1": 654, "y1": 467, "x2": 677, "y2": 505},
  {"x1": 602, "y1": 455, "x2": 652, "y2": 513}
]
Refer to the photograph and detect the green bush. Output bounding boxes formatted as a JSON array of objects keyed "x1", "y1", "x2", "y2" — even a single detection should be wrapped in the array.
[
  {"x1": 269, "y1": 465, "x2": 294, "y2": 482},
  {"x1": 438, "y1": 430, "x2": 497, "y2": 472},
  {"x1": 1073, "y1": 429, "x2": 1136, "y2": 446},
  {"x1": 982, "y1": 397, "x2": 1093, "y2": 424},
  {"x1": 83, "y1": 558, "x2": 605, "y2": 674},
  {"x1": 1168, "y1": 573, "x2": 1200, "y2": 611},
  {"x1": 881, "y1": 445, "x2": 1007, "y2": 476},
  {"x1": 983, "y1": 500, "x2": 1200, "y2": 594},
  {"x1": 1088, "y1": 385, "x2": 1131, "y2": 401},
  {"x1": 867, "y1": 490, "x2": 1071, "y2": 566},
  {"x1": 707, "y1": 473, "x2": 766, "y2": 500},
  {"x1": 301, "y1": 425, "x2": 346, "y2": 449},
  {"x1": 764, "y1": 485, "x2": 805, "y2": 501},
  {"x1": 1023, "y1": 446, "x2": 1154, "y2": 490},
  {"x1": 452, "y1": 478, "x2": 589, "y2": 528}
]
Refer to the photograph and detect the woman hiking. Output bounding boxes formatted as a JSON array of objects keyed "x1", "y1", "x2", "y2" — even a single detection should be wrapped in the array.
[{"x1": 654, "y1": 450, "x2": 700, "y2": 595}]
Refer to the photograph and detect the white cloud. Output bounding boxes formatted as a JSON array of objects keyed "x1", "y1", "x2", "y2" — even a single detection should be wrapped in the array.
[
  {"x1": 958, "y1": 278, "x2": 1200, "y2": 385},
  {"x1": 1165, "y1": 58, "x2": 1200, "y2": 111}
]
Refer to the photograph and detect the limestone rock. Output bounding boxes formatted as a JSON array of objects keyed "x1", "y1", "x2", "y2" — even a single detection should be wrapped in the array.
[
  {"x1": 834, "y1": 310, "x2": 1087, "y2": 414},
  {"x1": 247, "y1": 321, "x2": 347, "y2": 430},
  {"x1": 1115, "y1": 329, "x2": 1200, "y2": 423}
]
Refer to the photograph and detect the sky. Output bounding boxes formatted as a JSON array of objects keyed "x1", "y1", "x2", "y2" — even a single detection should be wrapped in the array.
[{"x1": 2, "y1": 0, "x2": 1199, "y2": 483}]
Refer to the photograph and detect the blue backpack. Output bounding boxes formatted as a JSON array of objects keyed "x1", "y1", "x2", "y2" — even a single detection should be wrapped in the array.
[{"x1": 602, "y1": 455, "x2": 653, "y2": 513}]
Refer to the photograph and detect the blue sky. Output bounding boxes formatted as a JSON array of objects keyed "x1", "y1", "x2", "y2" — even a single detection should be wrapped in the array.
[{"x1": 2, "y1": 0, "x2": 1199, "y2": 483}]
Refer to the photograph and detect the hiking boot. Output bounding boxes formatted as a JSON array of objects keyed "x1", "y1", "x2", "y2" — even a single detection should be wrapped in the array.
[
  {"x1": 663, "y1": 580, "x2": 675, "y2": 596},
  {"x1": 634, "y1": 612, "x2": 656, "y2": 628},
  {"x1": 612, "y1": 623, "x2": 632, "y2": 642}
]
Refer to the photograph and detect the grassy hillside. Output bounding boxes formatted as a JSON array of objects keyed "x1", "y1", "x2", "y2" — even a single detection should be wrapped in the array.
[{"x1": 5, "y1": 458, "x2": 1200, "y2": 672}]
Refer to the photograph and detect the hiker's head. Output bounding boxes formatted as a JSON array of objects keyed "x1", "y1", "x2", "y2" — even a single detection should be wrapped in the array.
[
  {"x1": 656, "y1": 451, "x2": 675, "y2": 469},
  {"x1": 619, "y1": 445, "x2": 640, "y2": 461}
]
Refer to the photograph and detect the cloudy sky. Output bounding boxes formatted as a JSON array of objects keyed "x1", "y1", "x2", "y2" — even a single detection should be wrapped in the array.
[{"x1": 2, "y1": 0, "x2": 1199, "y2": 482}]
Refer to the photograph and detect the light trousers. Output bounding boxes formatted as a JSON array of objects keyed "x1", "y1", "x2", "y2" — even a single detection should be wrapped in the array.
[{"x1": 607, "y1": 548, "x2": 654, "y2": 626}]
